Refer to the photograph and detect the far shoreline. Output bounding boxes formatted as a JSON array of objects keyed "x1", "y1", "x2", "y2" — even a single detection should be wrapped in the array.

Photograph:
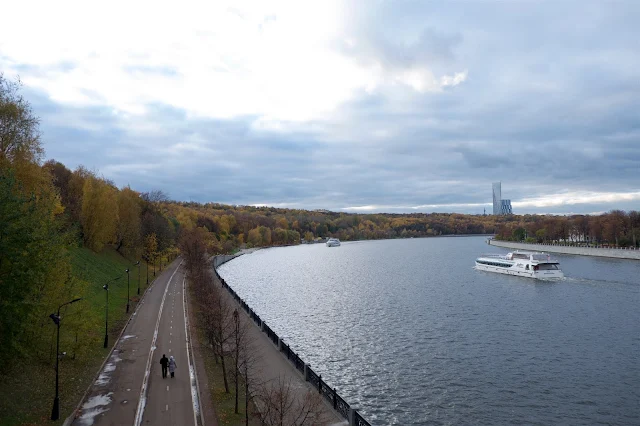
[{"x1": 488, "y1": 239, "x2": 640, "y2": 260}]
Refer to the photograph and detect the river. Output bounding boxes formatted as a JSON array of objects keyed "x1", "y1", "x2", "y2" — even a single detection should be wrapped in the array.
[{"x1": 218, "y1": 236, "x2": 639, "y2": 425}]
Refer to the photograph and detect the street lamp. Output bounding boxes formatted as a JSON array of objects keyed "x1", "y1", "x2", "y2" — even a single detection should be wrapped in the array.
[
  {"x1": 125, "y1": 268, "x2": 130, "y2": 313},
  {"x1": 145, "y1": 255, "x2": 149, "y2": 287},
  {"x1": 50, "y1": 297, "x2": 83, "y2": 420},
  {"x1": 233, "y1": 308, "x2": 239, "y2": 414},
  {"x1": 103, "y1": 276, "x2": 121, "y2": 349},
  {"x1": 135, "y1": 261, "x2": 141, "y2": 295}
]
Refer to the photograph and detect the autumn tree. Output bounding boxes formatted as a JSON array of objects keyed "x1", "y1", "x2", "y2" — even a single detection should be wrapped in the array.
[
  {"x1": 0, "y1": 79, "x2": 74, "y2": 366},
  {"x1": 630, "y1": 211, "x2": 639, "y2": 247},
  {"x1": 115, "y1": 186, "x2": 142, "y2": 254},
  {"x1": 0, "y1": 74, "x2": 42, "y2": 165},
  {"x1": 247, "y1": 227, "x2": 261, "y2": 247},
  {"x1": 144, "y1": 233, "x2": 158, "y2": 267},
  {"x1": 81, "y1": 175, "x2": 118, "y2": 251}
]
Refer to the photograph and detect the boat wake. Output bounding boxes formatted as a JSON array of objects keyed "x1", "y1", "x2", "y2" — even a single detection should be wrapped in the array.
[{"x1": 562, "y1": 276, "x2": 639, "y2": 290}]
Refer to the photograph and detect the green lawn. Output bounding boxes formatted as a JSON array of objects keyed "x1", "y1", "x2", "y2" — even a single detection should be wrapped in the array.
[{"x1": 0, "y1": 247, "x2": 154, "y2": 426}]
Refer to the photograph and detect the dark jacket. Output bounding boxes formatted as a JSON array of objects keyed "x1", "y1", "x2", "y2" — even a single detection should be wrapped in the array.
[{"x1": 160, "y1": 356, "x2": 169, "y2": 367}]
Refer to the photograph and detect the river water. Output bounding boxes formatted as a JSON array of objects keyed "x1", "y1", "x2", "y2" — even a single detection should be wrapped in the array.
[{"x1": 218, "y1": 236, "x2": 639, "y2": 425}]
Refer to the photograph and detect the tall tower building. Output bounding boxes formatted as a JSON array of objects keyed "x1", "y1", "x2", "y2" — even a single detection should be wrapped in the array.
[
  {"x1": 492, "y1": 182, "x2": 502, "y2": 215},
  {"x1": 500, "y1": 199, "x2": 512, "y2": 215}
]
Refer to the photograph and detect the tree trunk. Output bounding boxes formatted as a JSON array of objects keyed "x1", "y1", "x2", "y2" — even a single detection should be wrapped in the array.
[
  {"x1": 220, "y1": 348, "x2": 229, "y2": 393},
  {"x1": 235, "y1": 357, "x2": 239, "y2": 413}
]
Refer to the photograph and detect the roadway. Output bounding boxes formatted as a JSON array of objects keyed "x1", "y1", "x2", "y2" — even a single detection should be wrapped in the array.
[{"x1": 71, "y1": 259, "x2": 202, "y2": 426}]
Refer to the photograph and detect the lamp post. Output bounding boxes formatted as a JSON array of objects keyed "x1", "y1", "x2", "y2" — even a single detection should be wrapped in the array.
[
  {"x1": 145, "y1": 255, "x2": 149, "y2": 287},
  {"x1": 135, "y1": 261, "x2": 141, "y2": 295},
  {"x1": 50, "y1": 297, "x2": 83, "y2": 420},
  {"x1": 103, "y1": 276, "x2": 121, "y2": 349},
  {"x1": 125, "y1": 268, "x2": 130, "y2": 313},
  {"x1": 233, "y1": 308, "x2": 239, "y2": 414}
]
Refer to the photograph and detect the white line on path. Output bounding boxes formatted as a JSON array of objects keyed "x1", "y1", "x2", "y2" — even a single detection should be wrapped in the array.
[
  {"x1": 183, "y1": 276, "x2": 204, "y2": 426},
  {"x1": 133, "y1": 261, "x2": 182, "y2": 426}
]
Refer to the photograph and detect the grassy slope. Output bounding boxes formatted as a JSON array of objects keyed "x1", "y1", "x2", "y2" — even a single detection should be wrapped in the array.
[{"x1": 0, "y1": 247, "x2": 153, "y2": 426}]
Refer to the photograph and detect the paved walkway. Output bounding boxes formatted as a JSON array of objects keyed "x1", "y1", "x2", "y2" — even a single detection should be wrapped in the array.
[
  {"x1": 213, "y1": 254, "x2": 347, "y2": 426},
  {"x1": 70, "y1": 260, "x2": 205, "y2": 426}
]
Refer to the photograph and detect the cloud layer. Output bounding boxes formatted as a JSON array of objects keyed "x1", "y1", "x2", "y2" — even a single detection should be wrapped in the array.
[{"x1": 1, "y1": 0, "x2": 639, "y2": 214}]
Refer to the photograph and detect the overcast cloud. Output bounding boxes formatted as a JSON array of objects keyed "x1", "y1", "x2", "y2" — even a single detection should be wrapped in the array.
[{"x1": 1, "y1": 0, "x2": 639, "y2": 214}]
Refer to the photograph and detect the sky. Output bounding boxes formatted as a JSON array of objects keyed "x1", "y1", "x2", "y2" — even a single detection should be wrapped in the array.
[{"x1": 1, "y1": 0, "x2": 639, "y2": 215}]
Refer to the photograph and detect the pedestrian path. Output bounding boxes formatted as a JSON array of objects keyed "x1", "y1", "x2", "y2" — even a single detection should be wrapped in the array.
[{"x1": 70, "y1": 260, "x2": 204, "y2": 426}]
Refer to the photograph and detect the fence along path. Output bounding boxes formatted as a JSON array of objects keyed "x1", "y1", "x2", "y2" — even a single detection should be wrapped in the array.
[{"x1": 213, "y1": 254, "x2": 372, "y2": 426}]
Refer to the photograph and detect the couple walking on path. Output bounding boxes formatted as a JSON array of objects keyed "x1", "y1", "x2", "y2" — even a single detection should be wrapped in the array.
[{"x1": 160, "y1": 354, "x2": 177, "y2": 378}]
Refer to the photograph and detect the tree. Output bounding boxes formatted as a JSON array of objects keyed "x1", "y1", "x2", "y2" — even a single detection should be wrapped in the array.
[
  {"x1": 603, "y1": 210, "x2": 626, "y2": 246},
  {"x1": 276, "y1": 217, "x2": 289, "y2": 230},
  {"x1": 179, "y1": 228, "x2": 208, "y2": 276},
  {"x1": 0, "y1": 168, "x2": 70, "y2": 365},
  {"x1": 0, "y1": 74, "x2": 42, "y2": 165},
  {"x1": 141, "y1": 207, "x2": 176, "y2": 253},
  {"x1": 259, "y1": 226, "x2": 272, "y2": 245},
  {"x1": 254, "y1": 377, "x2": 328, "y2": 426},
  {"x1": 512, "y1": 227, "x2": 526, "y2": 241},
  {"x1": 247, "y1": 227, "x2": 262, "y2": 247},
  {"x1": 141, "y1": 189, "x2": 170, "y2": 203},
  {"x1": 144, "y1": 233, "x2": 158, "y2": 266},
  {"x1": 116, "y1": 186, "x2": 142, "y2": 253},
  {"x1": 630, "y1": 211, "x2": 639, "y2": 248},
  {"x1": 81, "y1": 176, "x2": 118, "y2": 251},
  {"x1": 0, "y1": 78, "x2": 75, "y2": 365}
]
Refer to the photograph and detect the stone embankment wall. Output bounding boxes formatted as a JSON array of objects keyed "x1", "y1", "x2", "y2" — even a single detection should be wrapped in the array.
[{"x1": 488, "y1": 239, "x2": 640, "y2": 260}]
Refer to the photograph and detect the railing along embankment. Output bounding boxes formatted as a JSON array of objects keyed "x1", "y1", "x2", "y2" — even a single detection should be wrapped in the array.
[
  {"x1": 488, "y1": 240, "x2": 640, "y2": 260},
  {"x1": 213, "y1": 254, "x2": 372, "y2": 426}
]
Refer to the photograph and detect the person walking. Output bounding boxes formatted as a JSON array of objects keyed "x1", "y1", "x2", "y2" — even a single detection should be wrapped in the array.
[
  {"x1": 160, "y1": 354, "x2": 169, "y2": 378},
  {"x1": 168, "y1": 355, "x2": 177, "y2": 378}
]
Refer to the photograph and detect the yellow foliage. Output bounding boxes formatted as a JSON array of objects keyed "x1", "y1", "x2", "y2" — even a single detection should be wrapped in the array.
[{"x1": 81, "y1": 176, "x2": 118, "y2": 252}]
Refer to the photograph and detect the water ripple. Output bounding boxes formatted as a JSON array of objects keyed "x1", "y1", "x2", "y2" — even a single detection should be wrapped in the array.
[{"x1": 219, "y1": 237, "x2": 640, "y2": 425}]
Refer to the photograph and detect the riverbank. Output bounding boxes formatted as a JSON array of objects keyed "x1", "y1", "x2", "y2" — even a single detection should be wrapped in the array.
[
  {"x1": 488, "y1": 239, "x2": 640, "y2": 260},
  {"x1": 212, "y1": 252, "x2": 355, "y2": 426}
]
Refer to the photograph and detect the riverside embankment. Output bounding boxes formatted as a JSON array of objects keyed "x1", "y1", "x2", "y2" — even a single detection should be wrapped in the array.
[
  {"x1": 488, "y1": 239, "x2": 640, "y2": 260},
  {"x1": 212, "y1": 253, "x2": 364, "y2": 426}
]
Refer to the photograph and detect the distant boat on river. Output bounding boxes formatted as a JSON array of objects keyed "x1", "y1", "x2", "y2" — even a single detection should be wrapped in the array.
[{"x1": 326, "y1": 238, "x2": 341, "y2": 247}]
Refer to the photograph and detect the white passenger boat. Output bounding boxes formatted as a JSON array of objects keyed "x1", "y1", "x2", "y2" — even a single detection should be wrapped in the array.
[
  {"x1": 326, "y1": 238, "x2": 341, "y2": 247},
  {"x1": 475, "y1": 251, "x2": 564, "y2": 279}
]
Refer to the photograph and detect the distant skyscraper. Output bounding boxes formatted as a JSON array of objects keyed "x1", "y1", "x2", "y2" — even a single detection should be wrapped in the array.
[
  {"x1": 492, "y1": 182, "x2": 513, "y2": 215},
  {"x1": 500, "y1": 199, "x2": 512, "y2": 215},
  {"x1": 492, "y1": 182, "x2": 502, "y2": 215}
]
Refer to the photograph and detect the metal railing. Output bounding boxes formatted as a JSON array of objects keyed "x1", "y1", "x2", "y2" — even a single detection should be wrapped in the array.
[{"x1": 213, "y1": 254, "x2": 372, "y2": 426}]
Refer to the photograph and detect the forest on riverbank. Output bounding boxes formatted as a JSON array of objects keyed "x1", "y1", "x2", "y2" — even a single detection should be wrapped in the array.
[{"x1": 494, "y1": 211, "x2": 640, "y2": 247}]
